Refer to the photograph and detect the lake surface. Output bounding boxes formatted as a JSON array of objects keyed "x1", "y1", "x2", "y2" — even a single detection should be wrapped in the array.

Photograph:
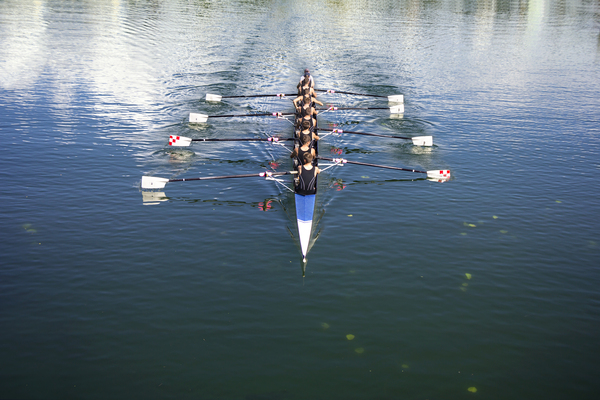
[{"x1": 1, "y1": 0, "x2": 599, "y2": 398}]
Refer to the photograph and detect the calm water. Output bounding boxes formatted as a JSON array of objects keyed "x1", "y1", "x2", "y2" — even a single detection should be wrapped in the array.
[{"x1": 1, "y1": 0, "x2": 599, "y2": 398}]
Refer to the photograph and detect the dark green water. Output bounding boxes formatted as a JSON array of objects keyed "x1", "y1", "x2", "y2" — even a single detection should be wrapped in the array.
[{"x1": 1, "y1": 0, "x2": 599, "y2": 398}]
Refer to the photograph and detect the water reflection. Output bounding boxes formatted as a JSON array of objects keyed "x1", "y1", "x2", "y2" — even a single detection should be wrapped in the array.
[
  {"x1": 141, "y1": 191, "x2": 168, "y2": 205},
  {"x1": 141, "y1": 192, "x2": 286, "y2": 210},
  {"x1": 0, "y1": 0, "x2": 47, "y2": 90}
]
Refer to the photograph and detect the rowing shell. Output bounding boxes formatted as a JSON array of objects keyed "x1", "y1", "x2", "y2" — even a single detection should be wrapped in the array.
[{"x1": 293, "y1": 102, "x2": 318, "y2": 263}]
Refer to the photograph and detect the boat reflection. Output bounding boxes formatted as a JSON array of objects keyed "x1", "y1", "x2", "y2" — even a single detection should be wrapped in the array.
[{"x1": 141, "y1": 191, "x2": 282, "y2": 209}]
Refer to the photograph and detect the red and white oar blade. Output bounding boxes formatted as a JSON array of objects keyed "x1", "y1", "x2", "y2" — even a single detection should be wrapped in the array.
[
  {"x1": 387, "y1": 94, "x2": 404, "y2": 103},
  {"x1": 189, "y1": 113, "x2": 208, "y2": 123},
  {"x1": 205, "y1": 93, "x2": 222, "y2": 102},
  {"x1": 141, "y1": 176, "x2": 169, "y2": 189},
  {"x1": 169, "y1": 135, "x2": 192, "y2": 147},
  {"x1": 390, "y1": 105, "x2": 404, "y2": 114},
  {"x1": 412, "y1": 136, "x2": 433, "y2": 147},
  {"x1": 426, "y1": 170, "x2": 451, "y2": 181}
]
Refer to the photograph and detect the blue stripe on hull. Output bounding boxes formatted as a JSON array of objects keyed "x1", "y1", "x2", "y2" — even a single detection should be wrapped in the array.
[{"x1": 295, "y1": 194, "x2": 316, "y2": 223}]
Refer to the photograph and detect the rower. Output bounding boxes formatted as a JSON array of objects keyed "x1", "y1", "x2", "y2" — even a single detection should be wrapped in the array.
[
  {"x1": 295, "y1": 152, "x2": 320, "y2": 196},
  {"x1": 297, "y1": 120, "x2": 319, "y2": 143},
  {"x1": 301, "y1": 112, "x2": 319, "y2": 132},
  {"x1": 296, "y1": 105, "x2": 320, "y2": 128},
  {"x1": 298, "y1": 82, "x2": 318, "y2": 98},
  {"x1": 293, "y1": 92, "x2": 323, "y2": 111},
  {"x1": 290, "y1": 134, "x2": 316, "y2": 167},
  {"x1": 295, "y1": 101, "x2": 319, "y2": 128}
]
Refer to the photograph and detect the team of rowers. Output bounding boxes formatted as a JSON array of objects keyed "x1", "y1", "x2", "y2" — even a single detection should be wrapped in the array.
[{"x1": 292, "y1": 69, "x2": 322, "y2": 196}]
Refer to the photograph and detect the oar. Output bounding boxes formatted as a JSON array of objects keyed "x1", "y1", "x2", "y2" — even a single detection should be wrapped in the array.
[
  {"x1": 189, "y1": 111, "x2": 295, "y2": 123},
  {"x1": 141, "y1": 171, "x2": 295, "y2": 190},
  {"x1": 318, "y1": 157, "x2": 450, "y2": 180},
  {"x1": 190, "y1": 104, "x2": 403, "y2": 123},
  {"x1": 317, "y1": 105, "x2": 404, "y2": 114},
  {"x1": 319, "y1": 128, "x2": 432, "y2": 147},
  {"x1": 316, "y1": 89, "x2": 403, "y2": 103},
  {"x1": 168, "y1": 135, "x2": 295, "y2": 147},
  {"x1": 206, "y1": 93, "x2": 297, "y2": 102},
  {"x1": 206, "y1": 91, "x2": 404, "y2": 103}
]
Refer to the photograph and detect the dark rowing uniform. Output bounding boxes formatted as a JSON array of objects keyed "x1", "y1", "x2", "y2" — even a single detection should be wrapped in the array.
[
  {"x1": 292, "y1": 142, "x2": 313, "y2": 168},
  {"x1": 296, "y1": 146, "x2": 311, "y2": 165},
  {"x1": 296, "y1": 165, "x2": 317, "y2": 195},
  {"x1": 295, "y1": 103, "x2": 314, "y2": 126},
  {"x1": 298, "y1": 129, "x2": 313, "y2": 147}
]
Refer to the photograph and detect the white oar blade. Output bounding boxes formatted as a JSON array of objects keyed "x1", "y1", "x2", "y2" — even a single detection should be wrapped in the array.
[
  {"x1": 169, "y1": 135, "x2": 192, "y2": 147},
  {"x1": 189, "y1": 113, "x2": 208, "y2": 123},
  {"x1": 205, "y1": 93, "x2": 222, "y2": 102},
  {"x1": 426, "y1": 170, "x2": 451, "y2": 181},
  {"x1": 141, "y1": 176, "x2": 169, "y2": 189},
  {"x1": 412, "y1": 136, "x2": 433, "y2": 147},
  {"x1": 387, "y1": 94, "x2": 404, "y2": 103},
  {"x1": 390, "y1": 105, "x2": 404, "y2": 114}
]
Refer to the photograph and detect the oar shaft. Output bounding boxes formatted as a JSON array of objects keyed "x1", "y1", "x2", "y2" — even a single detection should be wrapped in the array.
[
  {"x1": 320, "y1": 128, "x2": 411, "y2": 141},
  {"x1": 190, "y1": 111, "x2": 296, "y2": 123},
  {"x1": 318, "y1": 157, "x2": 426, "y2": 174},
  {"x1": 222, "y1": 93, "x2": 296, "y2": 99},
  {"x1": 315, "y1": 89, "x2": 385, "y2": 98},
  {"x1": 317, "y1": 107, "x2": 388, "y2": 111},
  {"x1": 168, "y1": 171, "x2": 292, "y2": 183},
  {"x1": 210, "y1": 112, "x2": 294, "y2": 118},
  {"x1": 191, "y1": 138, "x2": 295, "y2": 142}
]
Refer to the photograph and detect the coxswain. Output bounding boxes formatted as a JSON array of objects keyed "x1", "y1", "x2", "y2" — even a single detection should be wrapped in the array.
[
  {"x1": 297, "y1": 69, "x2": 315, "y2": 91},
  {"x1": 295, "y1": 152, "x2": 320, "y2": 196}
]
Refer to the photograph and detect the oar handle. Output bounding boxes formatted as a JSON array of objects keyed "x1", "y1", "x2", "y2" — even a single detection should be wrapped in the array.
[
  {"x1": 320, "y1": 128, "x2": 411, "y2": 141},
  {"x1": 318, "y1": 157, "x2": 426, "y2": 174}
]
